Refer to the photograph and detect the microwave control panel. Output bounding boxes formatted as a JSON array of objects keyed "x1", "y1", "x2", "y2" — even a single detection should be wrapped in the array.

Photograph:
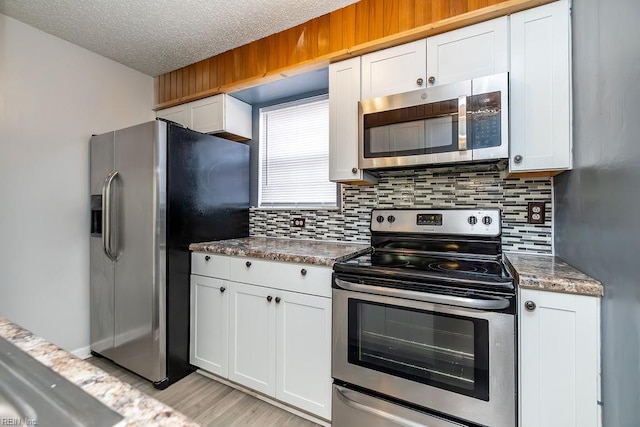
[{"x1": 470, "y1": 92, "x2": 501, "y2": 149}]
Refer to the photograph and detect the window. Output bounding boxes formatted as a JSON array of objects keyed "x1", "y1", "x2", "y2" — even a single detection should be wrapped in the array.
[{"x1": 259, "y1": 94, "x2": 337, "y2": 207}]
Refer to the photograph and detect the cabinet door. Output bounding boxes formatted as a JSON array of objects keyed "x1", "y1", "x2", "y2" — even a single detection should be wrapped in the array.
[
  {"x1": 426, "y1": 16, "x2": 508, "y2": 87},
  {"x1": 510, "y1": 0, "x2": 571, "y2": 172},
  {"x1": 156, "y1": 104, "x2": 188, "y2": 128},
  {"x1": 361, "y1": 39, "x2": 427, "y2": 99},
  {"x1": 189, "y1": 275, "x2": 229, "y2": 377},
  {"x1": 275, "y1": 291, "x2": 332, "y2": 420},
  {"x1": 519, "y1": 289, "x2": 600, "y2": 427},
  {"x1": 229, "y1": 282, "x2": 276, "y2": 396},
  {"x1": 190, "y1": 95, "x2": 224, "y2": 134},
  {"x1": 329, "y1": 57, "x2": 375, "y2": 184}
]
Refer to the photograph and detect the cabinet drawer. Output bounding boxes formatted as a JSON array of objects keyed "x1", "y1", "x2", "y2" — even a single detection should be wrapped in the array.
[
  {"x1": 229, "y1": 257, "x2": 332, "y2": 298},
  {"x1": 191, "y1": 252, "x2": 229, "y2": 279}
]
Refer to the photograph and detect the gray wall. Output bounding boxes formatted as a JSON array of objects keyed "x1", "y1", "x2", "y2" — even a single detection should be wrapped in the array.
[{"x1": 554, "y1": 0, "x2": 640, "y2": 425}]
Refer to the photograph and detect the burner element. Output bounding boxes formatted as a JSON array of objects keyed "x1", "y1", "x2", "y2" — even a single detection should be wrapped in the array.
[{"x1": 428, "y1": 261, "x2": 490, "y2": 275}]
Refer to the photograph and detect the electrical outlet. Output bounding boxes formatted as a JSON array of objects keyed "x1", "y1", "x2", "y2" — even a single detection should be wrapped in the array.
[
  {"x1": 527, "y1": 202, "x2": 545, "y2": 224},
  {"x1": 290, "y1": 218, "x2": 305, "y2": 228}
]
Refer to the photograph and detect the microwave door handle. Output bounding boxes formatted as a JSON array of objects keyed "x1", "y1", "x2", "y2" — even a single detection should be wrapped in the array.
[
  {"x1": 334, "y1": 278, "x2": 509, "y2": 310},
  {"x1": 458, "y1": 95, "x2": 467, "y2": 151},
  {"x1": 335, "y1": 386, "x2": 431, "y2": 427}
]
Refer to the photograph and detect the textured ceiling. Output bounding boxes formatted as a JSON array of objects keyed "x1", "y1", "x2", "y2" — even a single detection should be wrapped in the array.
[{"x1": 0, "y1": 0, "x2": 358, "y2": 77}]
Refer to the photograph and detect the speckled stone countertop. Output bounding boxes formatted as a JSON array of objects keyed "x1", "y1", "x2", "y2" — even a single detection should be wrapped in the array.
[
  {"x1": 505, "y1": 253, "x2": 603, "y2": 297},
  {"x1": 0, "y1": 317, "x2": 198, "y2": 427},
  {"x1": 189, "y1": 237, "x2": 370, "y2": 267}
]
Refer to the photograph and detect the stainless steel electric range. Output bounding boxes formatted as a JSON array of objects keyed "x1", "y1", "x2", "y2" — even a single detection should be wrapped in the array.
[{"x1": 332, "y1": 208, "x2": 516, "y2": 427}]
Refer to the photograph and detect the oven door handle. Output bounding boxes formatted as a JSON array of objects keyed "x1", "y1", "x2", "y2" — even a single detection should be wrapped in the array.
[
  {"x1": 334, "y1": 278, "x2": 509, "y2": 310},
  {"x1": 335, "y1": 386, "x2": 432, "y2": 427}
]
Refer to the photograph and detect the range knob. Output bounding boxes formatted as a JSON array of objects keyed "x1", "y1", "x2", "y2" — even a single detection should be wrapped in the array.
[
  {"x1": 376, "y1": 215, "x2": 385, "y2": 223},
  {"x1": 387, "y1": 215, "x2": 396, "y2": 223},
  {"x1": 482, "y1": 216, "x2": 493, "y2": 225},
  {"x1": 468, "y1": 216, "x2": 478, "y2": 225}
]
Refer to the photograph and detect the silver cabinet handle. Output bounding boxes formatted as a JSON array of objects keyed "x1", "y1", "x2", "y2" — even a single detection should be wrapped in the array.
[
  {"x1": 335, "y1": 386, "x2": 427, "y2": 427},
  {"x1": 428, "y1": 76, "x2": 436, "y2": 85},
  {"x1": 514, "y1": 155, "x2": 523, "y2": 163},
  {"x1": 458, "y1": 95, "x2": 467, "y2": 151},
  {"x1": 102, "y1": 171, "x2": 118, "y2": 261},
  {"x1": 334, "y1": 278, "x2": 509, "y2": 310},
  {"x1": 524, "y1": 300, "x2": 536, "y2": 311}
]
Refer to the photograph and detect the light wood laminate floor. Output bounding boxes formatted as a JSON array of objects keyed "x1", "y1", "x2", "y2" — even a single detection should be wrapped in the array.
[{"x1": 89, "y1": 357, "x2": 321, "y2": 427}]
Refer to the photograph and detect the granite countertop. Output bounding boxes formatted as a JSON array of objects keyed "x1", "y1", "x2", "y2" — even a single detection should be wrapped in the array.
[
  {"x1": 189, "y1": 236, "x2": 370, "y2": 267},
  {"x1": 505, "y1": 253, "x2": 603, "y2": 297},
  {"x1": 0, "y1": 317, "x2": 198, "y2": 427}
]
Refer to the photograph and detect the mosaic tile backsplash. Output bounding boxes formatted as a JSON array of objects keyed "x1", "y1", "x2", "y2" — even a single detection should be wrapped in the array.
[{"x1": 250, "y1": 168, "x2": 553, "y2": 254}]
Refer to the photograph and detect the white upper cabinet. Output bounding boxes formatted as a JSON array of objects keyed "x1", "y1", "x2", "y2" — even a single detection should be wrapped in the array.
[
  {"x1": 155, "y1": 103, "x2": 189, "y2": 128},
  {"x1": 361, "y1": 39, "x2": 427, "y2": 100},
  {"x1": 509, "y1": 0, "x2": 571, "y2": 173},
  {"x1": 426, "y1": 17, "x2": 509, "y2": 86},
  {"x1": 328, "y1": 57, "x2": 376, "y2": 184},
  {"x1": 156, "y1": 94, "x2": 252, "y2": 141}
]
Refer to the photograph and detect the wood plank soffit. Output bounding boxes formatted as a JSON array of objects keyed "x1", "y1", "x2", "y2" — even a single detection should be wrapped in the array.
[{"x1": 155, "y1": 0, "x2": 554, "y2": 110}]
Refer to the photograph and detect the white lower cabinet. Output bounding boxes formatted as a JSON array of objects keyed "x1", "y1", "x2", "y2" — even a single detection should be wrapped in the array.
[
  {"x1": 189, "y1": 275, "x2": 229, "y2": 378},
  {"x1": 519, "y1": 289, "x2": 601, "y2": 427},
  {"x1": 229, "y1": 282, "x2": 276, "y2": 396},
  {"x1": 190, "y1": 253, "x2": 332, "y2": 420},
  {"x1": 275, "y1": 290, "x2": 332, "y2": 419}
]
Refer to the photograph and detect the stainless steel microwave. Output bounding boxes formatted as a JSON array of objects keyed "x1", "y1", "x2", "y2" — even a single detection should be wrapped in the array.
[{"x1": 359, "y1": 73, "x2": 508, "y2": 170}]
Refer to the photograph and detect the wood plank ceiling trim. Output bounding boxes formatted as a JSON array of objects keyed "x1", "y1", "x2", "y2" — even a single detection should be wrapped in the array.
[{"x1": 155, "y1": 0, "x2": 553, "y2": 109}]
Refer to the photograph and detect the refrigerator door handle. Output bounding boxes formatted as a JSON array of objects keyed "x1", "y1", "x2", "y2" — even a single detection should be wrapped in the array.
[{"x1": 102, "y1": 171, "x2": 118, "y2": 261}]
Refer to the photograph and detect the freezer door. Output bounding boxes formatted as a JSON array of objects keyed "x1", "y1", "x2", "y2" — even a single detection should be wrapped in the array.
[
  {"x1": 89, "y1": 132, "x2": 116, "y2": 355},
  {"x1": 111, "y1": 121, "x2": 167, "y2": 383}
]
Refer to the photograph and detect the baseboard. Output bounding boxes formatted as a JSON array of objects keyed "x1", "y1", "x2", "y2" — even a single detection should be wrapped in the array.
[
  {"x1": 70, "y1": 345, "x2": 91, "y2": 359},
  {"x1": 196, "y1": 369, "x2": 331, "y2": 427}
]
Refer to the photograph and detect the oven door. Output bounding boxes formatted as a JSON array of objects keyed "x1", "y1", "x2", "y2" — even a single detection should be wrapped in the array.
[{"x1": 332, "y1": 278, "x2": 515, "y2": 427}]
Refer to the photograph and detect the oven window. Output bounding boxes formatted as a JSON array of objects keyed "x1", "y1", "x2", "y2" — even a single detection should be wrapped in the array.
[{"x1": 348, "y1": 299, "x2": 489, "y2": 401}]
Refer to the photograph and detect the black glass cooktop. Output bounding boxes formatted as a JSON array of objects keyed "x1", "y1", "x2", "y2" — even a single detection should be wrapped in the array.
[{"x1": 334, "y1": 249, "x2": 513, "y2": 290}]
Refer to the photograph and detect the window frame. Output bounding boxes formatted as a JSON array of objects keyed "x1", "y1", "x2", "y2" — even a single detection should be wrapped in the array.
[{"x1": 257, "y1": 94, "x2": 338, "y2": 209}]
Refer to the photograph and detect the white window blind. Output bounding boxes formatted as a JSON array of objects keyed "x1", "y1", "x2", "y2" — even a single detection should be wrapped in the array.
[{"x1": 259, "y1": 95, "x2": 337, "y2": 207}]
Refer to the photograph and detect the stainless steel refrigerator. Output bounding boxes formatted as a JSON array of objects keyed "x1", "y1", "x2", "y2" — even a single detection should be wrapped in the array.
[{"x1": 89, "y1": 120, "x2": 249, "y2": 389}]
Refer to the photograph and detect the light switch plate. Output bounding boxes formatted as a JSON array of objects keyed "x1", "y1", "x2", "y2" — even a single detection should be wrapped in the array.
[{"x1": 527, "y1": 202, "x2": 545, "y2": 224}]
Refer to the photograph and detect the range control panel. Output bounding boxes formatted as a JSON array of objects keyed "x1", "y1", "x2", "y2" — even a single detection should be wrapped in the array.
[{"x1": 371, "y1": 209, "x2": 501, "y2": 237}]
